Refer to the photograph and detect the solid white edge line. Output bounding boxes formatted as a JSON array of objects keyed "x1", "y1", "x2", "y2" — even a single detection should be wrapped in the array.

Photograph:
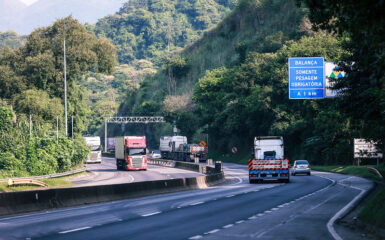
[
  {"x1": 59, "y1": 226, "x2": 91, "y2": 234},
  {"x1": 141, "y1": 211, "x2": 161, "y2": 217}
]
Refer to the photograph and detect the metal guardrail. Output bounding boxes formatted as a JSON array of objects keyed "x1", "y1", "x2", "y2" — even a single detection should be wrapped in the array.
[
  {"x1": 8, "y1": 179, "x2": 48, "y2": 187},
  {"x1": 0, "y1": 167, "x2": 86, "y2": 183}
]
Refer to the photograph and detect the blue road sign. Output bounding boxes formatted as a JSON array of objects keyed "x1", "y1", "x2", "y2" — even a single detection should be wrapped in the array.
[{"x1": 289, "y1": 57, "x2": 325, "y2": 99}]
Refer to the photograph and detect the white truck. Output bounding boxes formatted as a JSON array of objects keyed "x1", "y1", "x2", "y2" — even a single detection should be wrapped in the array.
[
  {"x1": 249, "y1": 136, "x2": 290, "y2": 183},
  {"x1": 159, "y1": 136, "x2": 187, "y2": 159},
  {"x1": 84, "y1": 136, "x2": 102, "y2": 163}
]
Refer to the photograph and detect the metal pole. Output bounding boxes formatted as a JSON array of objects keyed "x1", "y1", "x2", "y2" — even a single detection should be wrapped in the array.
[
  {"x1": 64, "y1": 35, "x2": 68, "y2": 137},
  {"x1": 56, "y1": 116, "x2": 59, "y2": 142},
  {"x1": 105, "y1": 118, "x2": 107, "y2": 153},
  {"x1": 71, "y1": 115, "x2": 74, "y2": 142},
  {"x1": 29, "y1": 114, "x2": 32, "y2": 135}
]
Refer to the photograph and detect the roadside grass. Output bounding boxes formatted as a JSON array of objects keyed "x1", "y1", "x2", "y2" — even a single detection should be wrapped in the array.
[
  {"x1": 311, "y1": 165, "x2": 383, "y2": 180},
  {"x1": 0, "y1": 171, "x2": 86, "y2": 193},
  {"x1": 359, "y1": 186, "x2": 385, "y2": 229}
]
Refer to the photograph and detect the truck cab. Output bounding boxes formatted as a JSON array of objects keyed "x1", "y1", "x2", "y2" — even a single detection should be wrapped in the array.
[
  {"x1": 84, "y1": 136, "x2": 102, "y2": 164},
  {"x1": 115, "y1": 136, "x2": 147, "y2": 171}
]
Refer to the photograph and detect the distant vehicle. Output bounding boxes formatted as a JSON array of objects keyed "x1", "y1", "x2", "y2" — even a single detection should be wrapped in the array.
[
  {"x1": 151, "y1": 150, "x2": 162, "y2": 159},
  {"x1": 249, "y1": 136, "x2": 290, "y2": 183},
  {"x1": 159, "y1": 136, "x2": 208, "y2": 162},
  {"x1": 107, "y1": 138, "x2": 116, "y2": 153},
  {"x1": 84, "y1": 136, "x2": 102, "y2": 163},
  {"x1": 115, "y1": 136, "x2": 147, "y2": 171},
  {"x1": 291, "y1": 160, "x2": 311, "y2": 176}
]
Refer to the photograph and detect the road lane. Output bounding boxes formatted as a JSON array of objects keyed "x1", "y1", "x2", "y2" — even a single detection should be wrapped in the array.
[
  {"x1": 67, "y1": 156, "x2": 203, "y2": 186},
  {"x1": 0, "y1": 164, "x2": 373, "y2": 240}
]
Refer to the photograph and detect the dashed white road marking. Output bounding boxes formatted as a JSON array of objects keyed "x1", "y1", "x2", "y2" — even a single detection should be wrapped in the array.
[
  {"x1": 257, "y1": 213, "x2": 264, "y2": 217},
  {"x1": 264, "y1": 210, "x2": 272, "y2": 214},
  {"x1": 236, "y1": 220, "x2": 245, "y2": 224},
  {"x1": 189, "y1": 235, "x2": 203, "y2": 239},
  {"x1": 226, "y1": 195, "x2": 235, "y2": 198},
  {"x1": 271, "y1": 208, "x2": 279, "y2": 211},
  {"x1": 190, "y1": 202, "x2": 204, "y2": 206},
  {"x1": 206, "y1": 229, "x2": 220, "y2": 234},
  {"x1": 141, "y1": 211, "x2": 161, "y2": 217},
  {"x1": 223, "y1": 224, "x2": 234, "y2": 229},
  {"x1": 59, "y1": 226, "x2": 91, "y2": 234},
  {"x1": 248, "y1": 216, "x2": 257, "y2": 220}
]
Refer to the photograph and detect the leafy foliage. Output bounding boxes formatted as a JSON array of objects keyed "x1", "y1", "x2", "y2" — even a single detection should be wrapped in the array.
[
  {"x1": 298, "y1": 0, "x2": 385, "y2": 150},
  {"x1": 94, "y1": 0, "x2": 235, "y2": 64}
]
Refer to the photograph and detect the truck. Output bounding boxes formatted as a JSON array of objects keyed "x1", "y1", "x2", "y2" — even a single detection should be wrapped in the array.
[
  {"x1": 84, "y1": 136, "x2": 102, "y2": 163},
  {"x1": 159, "y1": 136, "x2": 207, "y2": 162},
  {"x1": 115, "y1": 136, "x2": 147, "y2": 171},
  {"x1": 249, "y1": 136, "x2": 290, "y2": 183}
]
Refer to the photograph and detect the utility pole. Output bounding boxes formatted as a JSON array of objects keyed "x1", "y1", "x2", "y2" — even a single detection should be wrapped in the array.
[
  {"x1": 63, "y1": 24, "x2": 68, "y2": 137},
  {"x1": 56, "y1": 116, "x2": 59, "y2": 143},
  {"x1": 71, "y1": 115, "x2": 74, "y2": 142},
  {"x1": 105, "y1": 118, "x2": 107, "y2": 153},
  {"x1": 29, "y1": 115, "x2": 32, "y2": 135}
]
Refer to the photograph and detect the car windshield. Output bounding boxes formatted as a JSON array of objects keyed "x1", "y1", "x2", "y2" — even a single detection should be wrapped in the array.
[
  {"x1": 128, "y1": 148, "x2": 146, "y2": 156},
  {"x1": 153, "y1": 150, "x2": 161, "y2": 154},
  {"x1": 296, "y1": 160, "x2": 309, "y2": 165}
]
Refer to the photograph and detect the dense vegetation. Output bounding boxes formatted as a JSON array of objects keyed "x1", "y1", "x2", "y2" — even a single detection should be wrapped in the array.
[
  {"x1": 0, "y1": 17, "x2": 117, "y2": 177},
  {"x1": 94, "y1": 0, "x2": 236, "y2": 64}
]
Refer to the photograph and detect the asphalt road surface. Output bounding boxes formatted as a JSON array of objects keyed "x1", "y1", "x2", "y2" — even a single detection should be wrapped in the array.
[
  {"x1": 67, "y1": 156, "x2": 204, "y2": 186},
  {"x1": 0, "y1": 163, "x2": 372, "y2": 240}
]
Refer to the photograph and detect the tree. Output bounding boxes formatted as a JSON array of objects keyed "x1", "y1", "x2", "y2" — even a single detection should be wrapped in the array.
[{"x1": 298, "y1": 0, "x2": 385, "y2": 146}]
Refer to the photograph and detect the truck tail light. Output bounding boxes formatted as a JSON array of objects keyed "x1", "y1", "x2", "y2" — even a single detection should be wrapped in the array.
[{"x1": 126, "y1": 156, "x2": 130, "y2": 165}]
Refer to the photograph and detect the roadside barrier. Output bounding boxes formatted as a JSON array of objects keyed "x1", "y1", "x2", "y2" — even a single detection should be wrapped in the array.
[
  {"x1": 0, "y1": 167, "x2": 86, "y2": 183},
  {"x1": 8, "y1": 179, "x2": 48, "y2": 188},
  {"x1": 0, "y1": 159, "x2": 224, "y2": 216}
]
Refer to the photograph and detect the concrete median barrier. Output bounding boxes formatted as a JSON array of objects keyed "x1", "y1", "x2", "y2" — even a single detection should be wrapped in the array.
[{"x1": 0, "y1": 161, "x2": 224, "y2": 217}]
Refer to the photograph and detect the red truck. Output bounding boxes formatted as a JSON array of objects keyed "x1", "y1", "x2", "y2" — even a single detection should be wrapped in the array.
[{"x1": 115, "y1": 136, "x2": 147, "y2": 171}]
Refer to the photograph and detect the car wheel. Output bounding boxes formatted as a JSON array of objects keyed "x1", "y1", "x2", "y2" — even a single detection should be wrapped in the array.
[{"x1": 308, "y1": 172, "x2": 311, "y2": 176}]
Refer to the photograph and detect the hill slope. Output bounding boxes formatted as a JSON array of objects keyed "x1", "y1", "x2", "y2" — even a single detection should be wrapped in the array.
[{"x1": 94, "y1": 0, "x2": 236, "y2": 64}]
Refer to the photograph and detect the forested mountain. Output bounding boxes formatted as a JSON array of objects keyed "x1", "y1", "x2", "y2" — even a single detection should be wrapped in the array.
[
  {"x1": 94, "y1": 0, "x2": 236, "y2": 64},
  {"x1": 0, "y1": 0, "x2": 126, "y2": 35},
  {"x1": 116, "y1": 0, "x2": 357, "y2": 164},
  {"x1": 0, "y1": 31, "x2": 26, "y2": 50}
]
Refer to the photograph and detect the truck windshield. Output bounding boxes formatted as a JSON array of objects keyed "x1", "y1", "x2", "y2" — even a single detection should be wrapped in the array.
[
  {"x1": 91, "y1": 145, "x2": 101, "y2": 151},
  {"x1": 263, "y1": 151, "x2": 276, "y2": 158},
  {"x1": 127, "y1": 148, "x2": 146, "y2": 156}
]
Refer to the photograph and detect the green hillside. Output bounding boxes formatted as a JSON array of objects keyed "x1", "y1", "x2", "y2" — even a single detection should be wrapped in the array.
[
  {"x1": 0, "y1": 31, "x2": 25, "y2": 50},
  {"x1": 94, "y1": 0, "x2": 236, "y2": 64},
  {"x1": 117, "y1": 0, "x2": 357, "y2": 164}
]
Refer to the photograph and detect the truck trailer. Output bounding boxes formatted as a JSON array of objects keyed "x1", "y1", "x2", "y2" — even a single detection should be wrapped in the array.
[
  {"x1": 249, "y1": 136, "x2": 290, "y2": 183},
  {"x1": 84, "y1": 136, "x2": 102, "y2": 163},
  {"x1": 115, "y1": 136, "x2": 147, "y2": 171},
  {"x1": 159, "y1": 136, "x2": 207, "y2": 162}
]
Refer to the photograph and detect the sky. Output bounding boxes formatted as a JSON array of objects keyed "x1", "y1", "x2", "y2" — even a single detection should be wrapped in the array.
[{"x1": 20, "y1": 0, "x2": 39, "y2": 6}]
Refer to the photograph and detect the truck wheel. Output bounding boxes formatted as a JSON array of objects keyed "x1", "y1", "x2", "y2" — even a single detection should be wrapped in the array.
[{"x1": 249, "y1": 179, "x2": 254, "y2": 184}]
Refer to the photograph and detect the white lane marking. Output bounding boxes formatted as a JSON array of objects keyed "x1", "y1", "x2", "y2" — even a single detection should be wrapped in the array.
[
  {"x1": 271, "y1": 208, "x2": 279, "y2": 211},
  {"x1": 190, "y1": 202, "x2": 204, "y2": 206},
  {"x1": 257, "y1": 213, "x2": 264, "y2": 217},
  {"x1": 141, "y1": 211, "x2": 161, "y2": 217},
  {"x1": 248, "y1": 216, "x2": 257, "y2": 220},
  {"x1": 189, "y1": 235, "x2": 203, "y2": 239},
  {"x1": 264, "y1": 210, "x2": 272, "y2": 214},
  {"x1": 206, "y1": 229, "x2": 220, "y2": 234},
  {"x1": 59, "y1": 226, "x2": 91, "y2": 234},
  {"x1": 236, "y1": 220, "x2": 245, "y2": 224},
  {"x1": 226, "y1": 195, "x2": 235, "y2": 198},
  {"x1": 223, "y1": 224, "x2": 234, "y2": 229}
]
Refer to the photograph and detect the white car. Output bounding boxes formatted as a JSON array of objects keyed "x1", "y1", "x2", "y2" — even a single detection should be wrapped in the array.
[
  {"x1": 151, "y1": 150, "x2": 162, "y2": 159},
  {"x1": 291, "y1": 160, "x2": 311, "y2": 176}
]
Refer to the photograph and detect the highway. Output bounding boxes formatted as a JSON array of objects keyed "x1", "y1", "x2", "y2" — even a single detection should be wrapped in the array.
[
  {"x1": 0, "y1": 163, "x2": 372, "y2": 240},
  {"x1": 67, "y1": 156, "x2": 204, "y2": 186}
]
